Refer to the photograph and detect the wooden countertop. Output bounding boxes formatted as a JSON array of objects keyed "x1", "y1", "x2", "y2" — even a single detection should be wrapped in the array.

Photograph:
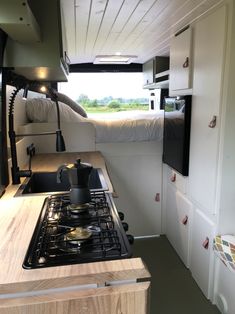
[
  {"x1": 0, "y1": 152, "x2": 150, "y2": 296},
  {"x1": 0, "y1": 196, "x2": 149, "y2": 295}
]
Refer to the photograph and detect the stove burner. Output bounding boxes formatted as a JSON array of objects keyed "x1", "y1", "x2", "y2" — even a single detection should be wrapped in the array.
[
  {"x1": 67, "y1": 203, "x2": 90, "y2": 213},
  {"x1": 66, "y1": 227, "x2": 92, "y2": 241},
  {"x1": 58, "y1": 227, "x2": 93, "y2": 253},
  {"x1": 23, "y1": 192, "x2": 132, "y2": 269}
]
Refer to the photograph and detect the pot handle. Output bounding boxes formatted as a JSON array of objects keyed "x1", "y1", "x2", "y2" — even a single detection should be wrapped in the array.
[{"x1": 56, "y1": 164, "x2": 68, "y2": 183}]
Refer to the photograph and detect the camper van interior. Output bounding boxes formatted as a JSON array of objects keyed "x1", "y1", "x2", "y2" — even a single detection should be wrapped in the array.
[{"x1": 0, "y1": 0, "x2": 235, "y2": 313}]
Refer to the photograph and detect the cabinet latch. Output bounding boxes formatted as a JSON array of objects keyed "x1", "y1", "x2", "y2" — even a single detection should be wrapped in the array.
[
  {"x1": 182, "y1": 215, "x2": 188, "y2": 225},
  {"x1": 202, "y1": 237, "x2": 209, "y2": 249},
  {"x1": 183, "y1": 57, "x2": 189, "y2": 68}
]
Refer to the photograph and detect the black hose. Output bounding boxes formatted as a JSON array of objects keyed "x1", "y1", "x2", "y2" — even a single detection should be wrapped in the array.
[{"x1": 8, "y1": 87, "x2": 22, "y2": 183}]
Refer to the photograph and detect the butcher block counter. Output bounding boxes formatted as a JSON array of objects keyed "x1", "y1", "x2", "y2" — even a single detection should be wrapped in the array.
[{"x1": 0, "y1": 152, "x2": 150, "y2": 314}]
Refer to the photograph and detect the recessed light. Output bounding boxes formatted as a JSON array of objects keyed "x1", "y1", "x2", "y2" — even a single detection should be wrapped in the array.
[{"x1": 93, "y1": 55, "x2": 137, "y2": 64}]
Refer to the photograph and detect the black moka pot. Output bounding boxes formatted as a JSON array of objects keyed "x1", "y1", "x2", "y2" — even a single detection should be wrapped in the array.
[{"x1": 56, "y1": 159, "x2": 93, "y2": 204}]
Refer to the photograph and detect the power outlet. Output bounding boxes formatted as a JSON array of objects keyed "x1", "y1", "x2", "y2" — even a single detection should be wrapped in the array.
[{"x1": 26, "y1": 143, "x2": 35, "y2": 156}]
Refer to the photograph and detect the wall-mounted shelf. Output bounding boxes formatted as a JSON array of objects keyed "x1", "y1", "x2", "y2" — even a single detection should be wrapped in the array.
[{"x1": 143, "y1": 57, "x2": 169, "y2": 89}]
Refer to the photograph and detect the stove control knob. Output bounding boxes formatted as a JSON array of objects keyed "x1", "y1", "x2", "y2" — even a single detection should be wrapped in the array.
[
  {"x1": 118, "y1": 211, "x2": 125, "y2": 221},
  {"x1": 122, "y1": 222, "x2": 129, "y2": 232},
  {"x1": 127, "y1": 234, "x2": 134, "y2": 245}
]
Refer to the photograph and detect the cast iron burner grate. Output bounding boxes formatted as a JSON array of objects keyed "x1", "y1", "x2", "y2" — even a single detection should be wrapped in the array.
[{"x1": 23, "y1": 192, "x2": 132, "y2": 269}]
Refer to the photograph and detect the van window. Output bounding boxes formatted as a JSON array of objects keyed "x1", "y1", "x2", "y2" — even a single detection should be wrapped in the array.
[{"x1": 58, "y1": 73, "x2": 149, "y2": 116}]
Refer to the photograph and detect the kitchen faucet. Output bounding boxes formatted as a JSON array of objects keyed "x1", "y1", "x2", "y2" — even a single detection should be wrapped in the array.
[{"x1": 8, "y1": 77, "x2": 66, "y2": 184}]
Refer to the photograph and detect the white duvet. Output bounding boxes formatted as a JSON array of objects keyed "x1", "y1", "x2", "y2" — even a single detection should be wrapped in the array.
[
  {"x1": 26, "y1": 98, "x2": 164, "y2": 143},
  {"x1": 87, "y1": 111, "x2": 164, "y2": 143}
]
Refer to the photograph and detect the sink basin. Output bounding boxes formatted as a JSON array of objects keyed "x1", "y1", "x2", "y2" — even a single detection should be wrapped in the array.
[{"x1": 15, "y1": 168, "x2": 108, "y2": 196}]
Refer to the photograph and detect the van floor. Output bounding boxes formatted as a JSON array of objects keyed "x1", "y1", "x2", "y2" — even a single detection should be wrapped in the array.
[{"x1": 133, "y1": 236, "x2": 220, "y2": 314}]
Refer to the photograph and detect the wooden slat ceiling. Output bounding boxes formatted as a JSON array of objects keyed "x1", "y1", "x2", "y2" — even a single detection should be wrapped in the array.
[{"x1": 60, "y1": 0, "x2": 223, "y2": 65}]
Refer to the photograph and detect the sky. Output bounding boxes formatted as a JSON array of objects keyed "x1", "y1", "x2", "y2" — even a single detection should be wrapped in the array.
[{"x1": 58, "y1": 72, "x2": 149, "y2": 101}]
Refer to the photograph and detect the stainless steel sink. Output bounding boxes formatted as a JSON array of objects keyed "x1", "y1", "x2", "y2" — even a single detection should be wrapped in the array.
[{"x1": 14, "y1": 168, "x2": 108, "y2": 197}]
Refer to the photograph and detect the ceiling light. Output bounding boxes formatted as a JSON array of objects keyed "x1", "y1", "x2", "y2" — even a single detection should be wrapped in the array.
[
  {"x1": 40, "y1": 85, "x2": 47, "y2": 93},
  {"x1": 94, "y1": 55, "x2": 137, "y2": 64}
]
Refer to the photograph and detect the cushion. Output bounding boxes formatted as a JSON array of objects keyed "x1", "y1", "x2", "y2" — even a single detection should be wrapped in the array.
[
  {"x1": 26, "y1": 98, "x2": 85, "y2": 123},
  {"x1": 55, "y1": 91, "x2": 87, "y2": 118}
]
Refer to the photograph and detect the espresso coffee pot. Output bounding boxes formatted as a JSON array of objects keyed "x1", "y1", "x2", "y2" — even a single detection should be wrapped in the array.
[{"x1": 57, "y1": 159, "x2": 93, "y2": 204}]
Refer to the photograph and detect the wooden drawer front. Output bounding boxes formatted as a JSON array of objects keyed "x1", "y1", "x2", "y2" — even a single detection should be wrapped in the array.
[
  {"x1": 191, "y1": 209, "x2": 215, "y2": 298},
  {"x1": 167, "y1": 167, "x2": 187, "y2": 194},
  {"x1": 0, "y1": 282, "x2": 150, "y2": 314},
  {"x1": 166, "y1": 184, "x2": 192, "y2": 267}
]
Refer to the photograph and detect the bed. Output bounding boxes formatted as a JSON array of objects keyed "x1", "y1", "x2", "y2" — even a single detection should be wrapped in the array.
[{"x1": 25, "y1": 96, "x2": 164, "y2": 144}]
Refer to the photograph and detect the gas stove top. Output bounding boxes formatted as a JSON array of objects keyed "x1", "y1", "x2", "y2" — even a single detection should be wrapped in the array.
[{"x1": 23, "y1": 192, "x2": 132, "y2": 269}]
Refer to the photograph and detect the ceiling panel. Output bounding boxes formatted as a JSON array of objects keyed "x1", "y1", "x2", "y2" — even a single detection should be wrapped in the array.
[
  {"x1": 60, "y1": 0, "x2": 224, "y2": 65},
  {"x1": 92, "y1": 0, "x2": 125, "y2": 54}
]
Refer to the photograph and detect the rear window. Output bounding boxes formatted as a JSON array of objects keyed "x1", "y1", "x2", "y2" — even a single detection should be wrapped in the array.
[{"x1": 58, "y1": 72, "x2": 149, "y2": 116}]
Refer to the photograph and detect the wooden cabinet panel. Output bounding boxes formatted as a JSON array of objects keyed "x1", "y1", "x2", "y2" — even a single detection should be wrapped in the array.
[
  {"x1": 166, "y1": 183, "x2": 192, "y2": 267},
  {"x1": 191, "y1": 208, "x2": 214, "y2": 299},
  {"x1": 188, "y1": 6, "x2": 226, "y2": 214},
  {"x1": 169, "y1": 27, "x2": 192, "y2": 92},
  {"x1": 0, "y1": 282, "x2": 150, "y2": 314}
]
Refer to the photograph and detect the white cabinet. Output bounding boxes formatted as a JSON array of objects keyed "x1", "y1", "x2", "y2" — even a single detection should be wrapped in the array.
[
  {"x1": 169, "y1": 27, "x2": 192, "y2": 92},
  {"x1": 214, "y1": 259, "x2": 235, "y2": 314},
  {"x1": 167, "y1": 167, "x2": 188, "y2": 194},
  {"x1": 97, "y1": 142, "x2": 163, "y2": 237},
  {"x1": 143, "y1": 59, "x2": 155, "y2": 86},
  {"x1": 191, "y1": 208, "x2": 215, "y2": 299},
  {"x1": 143, "y1": 57, "x2": 169, "y2": 89},
  {"x1": 188, "y1": 6, "x2": 226, "y2": 214},
  {"x1": 166, "y1": 183, "x2": 192, "y2": 267}
]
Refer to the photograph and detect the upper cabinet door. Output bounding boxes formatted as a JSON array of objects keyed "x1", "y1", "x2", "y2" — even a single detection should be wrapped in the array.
[
  {"x1": 169, "y1": 27, "x2": 192, "y2": 92},
  {"x1": 188, "y1": 6, "x2": 226, "y2": 214}
]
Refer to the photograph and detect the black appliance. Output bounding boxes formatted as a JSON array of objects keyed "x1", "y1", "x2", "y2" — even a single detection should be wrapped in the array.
[
  {"x1": 57, "y1": 159, "x2": 93, "y2": 205},
  {"x1": 23, "y1": 191, "x2": 133, "y2": 269},
  {"x1": 162, "y1": 95, "x2": 192, "y2": 176}
]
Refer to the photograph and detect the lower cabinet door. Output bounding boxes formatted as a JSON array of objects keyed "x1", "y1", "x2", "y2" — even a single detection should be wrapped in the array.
[
  {"x1": 166, "y1": 184, "x2": 192, "y2": 267},
  {"x1": 0, "y1": 282, "x2": 150, "y2": 314},
  {"x1": 191, "y1": 208, "x2": 215, "y2": 299}
]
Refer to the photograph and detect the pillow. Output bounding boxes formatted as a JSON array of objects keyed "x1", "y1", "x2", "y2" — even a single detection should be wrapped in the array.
[
  {"x1": 26, "y1": 98, "x2": 85, "y2": 123},
  {"x1": 54, "y1": 91, "x2": 87, "y2": 118}
]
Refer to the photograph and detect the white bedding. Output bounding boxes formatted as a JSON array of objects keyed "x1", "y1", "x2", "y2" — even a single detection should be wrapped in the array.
[
  {"x1": 88, "y1": 111, "x2": 164, "y2": 143},
  {"x1": 26, "y1": 99, "x2": 164, "y2": 143}
]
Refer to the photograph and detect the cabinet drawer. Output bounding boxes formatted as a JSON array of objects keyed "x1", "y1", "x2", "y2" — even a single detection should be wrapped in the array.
[
  {"x1": 167, "y1": 167, "x2": 188, "y2": 194},
  {"x1": 166, "y1": 184, "x2": 192, "y2": 267},
  {"x1": 191, "y1": 208, "x2": 215, "y2": 299}
]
